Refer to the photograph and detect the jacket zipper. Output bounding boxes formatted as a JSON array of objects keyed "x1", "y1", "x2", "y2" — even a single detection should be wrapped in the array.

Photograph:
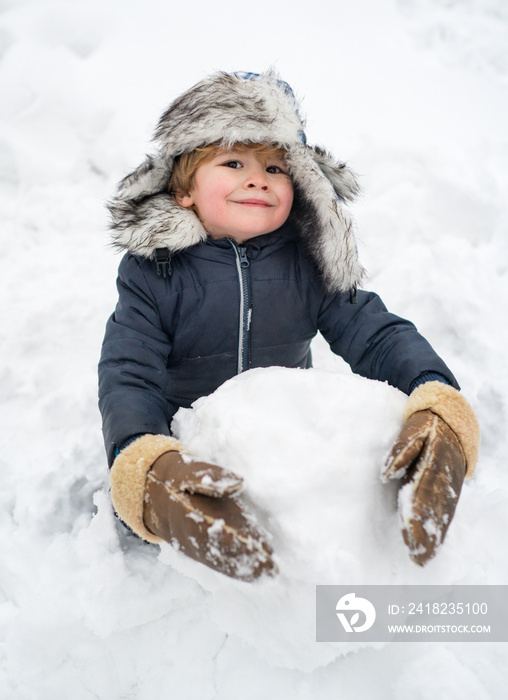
[{"x1": 230, "y1": 241, "x2": 251, "y2": 374}]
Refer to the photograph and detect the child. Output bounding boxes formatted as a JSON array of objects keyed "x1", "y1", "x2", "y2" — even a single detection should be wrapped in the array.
[{"x1": 99, "y1": 71, "x2": 480, "y2": 581}]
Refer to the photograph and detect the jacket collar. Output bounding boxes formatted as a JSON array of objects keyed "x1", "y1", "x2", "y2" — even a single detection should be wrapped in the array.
[{"x1": 204, "y1": 223, "x2": 293, "y2": 253}]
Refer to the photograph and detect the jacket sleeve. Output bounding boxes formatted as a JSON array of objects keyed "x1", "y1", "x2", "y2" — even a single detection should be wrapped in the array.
[
  {"x1": 317, "y1": 289, "x2": 459, "y2": 394},
  {"x1": 98, "y1": 254, "x2": 173, "y2": 466}
]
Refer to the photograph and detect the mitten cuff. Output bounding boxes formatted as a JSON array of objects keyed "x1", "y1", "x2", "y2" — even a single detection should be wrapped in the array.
[
  {"x1": 110, "y1": 434, "x2": 183, "y2": 543},
  {"x1": 404, "y1": 381, "x2": 480, "y2": 478}
]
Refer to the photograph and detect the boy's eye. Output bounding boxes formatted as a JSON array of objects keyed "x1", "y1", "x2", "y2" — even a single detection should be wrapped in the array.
[
  {"x1": 266, "y1": 165, "x2": 285, "y2": 174},
  {"x1": 220, "y1": 159, "x2": 288, "y2": 174}
]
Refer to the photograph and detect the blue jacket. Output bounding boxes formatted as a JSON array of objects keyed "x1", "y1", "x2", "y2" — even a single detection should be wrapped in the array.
[{"x1": 98, "y1": 223, "x2": 458, "y2": 465}]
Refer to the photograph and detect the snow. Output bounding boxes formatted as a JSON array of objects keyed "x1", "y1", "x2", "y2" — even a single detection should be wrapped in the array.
[{"x1": 1, "y1": 0, "x2": 507, "y2": 697}]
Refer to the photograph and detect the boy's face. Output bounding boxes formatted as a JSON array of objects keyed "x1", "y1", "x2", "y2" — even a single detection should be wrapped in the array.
[{"x1": 175, "y1": 149, "x2": 294, "y2": 244}]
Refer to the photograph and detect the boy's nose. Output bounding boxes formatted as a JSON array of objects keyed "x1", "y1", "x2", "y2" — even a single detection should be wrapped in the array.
[
  {"x1": 245, "y1": 167, "x2": 269, "y2": 190},
  {"x1": 247, "y1": 181, "x2": 268, "y2": 190}
]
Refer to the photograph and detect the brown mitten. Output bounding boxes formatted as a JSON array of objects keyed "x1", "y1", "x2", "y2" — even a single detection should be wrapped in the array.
[
  {"x1": 110, "y1": 435, "x2": 275, "y2": 581},
  {"x1": 381, "y1": 382, "x2": 480, "y2": 566},
  {"x1": 143, "y1": 450, "x2": 275, "y2": 581}
]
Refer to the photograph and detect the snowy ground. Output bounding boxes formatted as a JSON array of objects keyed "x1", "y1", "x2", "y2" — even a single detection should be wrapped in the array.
[{"x1": 1, "y1": 0, "x2": 508, "y2": 698}]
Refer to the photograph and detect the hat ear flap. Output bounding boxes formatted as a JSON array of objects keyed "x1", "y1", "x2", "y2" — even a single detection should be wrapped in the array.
[
  {"x1": 108, "y1": 153, "x2": 208, "y2": 256},
  {"x1": 309, "y1": 146, "x2": 360, "y2": 202},
  {"x1": 287, "y1": 145, "x2": 365, "y2": 294},
  {"x1": 117, "y1": 154, "x2": 174, "y2": 201}
]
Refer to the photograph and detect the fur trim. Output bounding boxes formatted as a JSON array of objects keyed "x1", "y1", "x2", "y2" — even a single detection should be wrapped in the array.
[
  {"x1": 154, "y1": 70, "x2": 305, "y2": 157},
  {"x1": 108, "y1": 70, "x2": 365, "y2": 293},
  {"x1": 287, "y1": 145, "x2": 363, "y2": 293},
  {"x1": 404, "y1": 382, "x2": 480, "y2": 478},
  {"x1": 110, "y1": 434, "x2": 183, "y2": 543}
]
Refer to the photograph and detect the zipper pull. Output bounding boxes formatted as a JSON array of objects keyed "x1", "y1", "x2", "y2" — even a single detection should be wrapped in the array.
[{"x1": 238, "y1": 245, "x2": 250, "y2": 267}]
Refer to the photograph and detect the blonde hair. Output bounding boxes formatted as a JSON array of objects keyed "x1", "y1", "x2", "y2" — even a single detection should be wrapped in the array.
[{"x1": 169, "y1": 142, "x2": 289, "y2": 197}]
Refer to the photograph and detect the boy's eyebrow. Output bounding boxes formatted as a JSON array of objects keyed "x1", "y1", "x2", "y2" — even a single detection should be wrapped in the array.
[{"x1": 217, "y1": 149, "x2": 287, "y2": 160}]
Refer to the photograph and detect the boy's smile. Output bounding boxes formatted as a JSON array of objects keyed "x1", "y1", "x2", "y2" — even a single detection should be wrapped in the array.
[{"x1": 175, "y1": 149, "x2": 294, "y2": 243}]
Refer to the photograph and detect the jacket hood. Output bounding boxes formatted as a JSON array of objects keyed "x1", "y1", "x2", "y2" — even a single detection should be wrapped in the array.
[{"x1": 107, "y1": 70, "x2": 365, "y2": 293}]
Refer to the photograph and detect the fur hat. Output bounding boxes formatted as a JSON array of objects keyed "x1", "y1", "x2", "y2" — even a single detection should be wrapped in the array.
[{"x1": 108, "y1": 70, "x2": 365, "y2": 293}]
